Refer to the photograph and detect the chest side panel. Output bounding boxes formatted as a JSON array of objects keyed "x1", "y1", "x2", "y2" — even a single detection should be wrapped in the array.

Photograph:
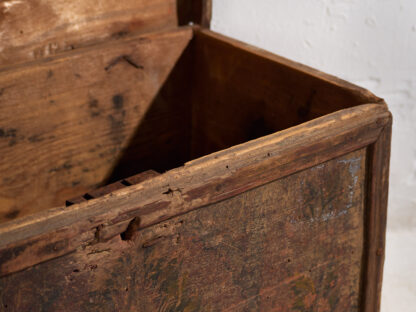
[{"x1": 0, "y1": 148, "x2": 366, "y2": 311}]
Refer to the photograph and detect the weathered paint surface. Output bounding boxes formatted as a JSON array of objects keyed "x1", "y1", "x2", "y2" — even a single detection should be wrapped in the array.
[{"x1": 0, "y1": 149, "x2": 366, "y2": 311}]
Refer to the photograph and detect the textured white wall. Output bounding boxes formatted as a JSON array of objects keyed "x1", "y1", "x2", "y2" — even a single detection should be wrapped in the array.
[{"x1": 211, "y1": 1, "x2": 416, "y2": 310}]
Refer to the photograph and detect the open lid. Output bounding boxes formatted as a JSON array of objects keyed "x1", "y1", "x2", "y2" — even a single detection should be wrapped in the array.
[{"x1": 0, "y1": 0, "x2": 211, "y2": 68}]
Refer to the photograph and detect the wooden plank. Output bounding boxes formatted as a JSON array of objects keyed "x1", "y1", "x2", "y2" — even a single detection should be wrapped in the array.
[
  {"x1": 0, "y1": 27, "x2": 193, "y2": 222},
  {"x1": 190, "y1": 29, "x2": 384, "y2": 158},
  {"x1": 362, "y1": 118, "x2": 392, "y2": 311},
  {"x1": 0, "y1": 28, "x2": 391, "y2": 311},
  {"x1": 0, "y1": 103, "x2": 390, "y2": 276},
  {"x1": 0, "y1": 26, "x2": 383, "y2": 223},
  {"x1": 193, "y1": 29, "x2": 379, "y2": 101},
  {"x1": 0, "y1": 14, "x2": 390, "y2": 310},
  {"x1": 0, "y1": 0, "x2": 178, "y2": 68},
  {"x1": 0, "y1": 149, "x2": 367, "y2": 311}
]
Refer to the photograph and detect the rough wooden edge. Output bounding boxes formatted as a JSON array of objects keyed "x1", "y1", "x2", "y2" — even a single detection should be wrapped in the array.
[
  {"x1": 194, "y1": 28, "x2": 384, "y2": 105},
  {"x1": 361, "y1": 102, "x2": 392, "y2": 312},
  {"x1": 0, "y1": 103, "x2": 390, "y2": 276}
]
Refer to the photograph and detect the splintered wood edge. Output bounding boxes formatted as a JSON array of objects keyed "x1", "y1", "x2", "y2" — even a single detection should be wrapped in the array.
[{"x1": 0, "y1": 103, "x2": 391, "y2": 277}]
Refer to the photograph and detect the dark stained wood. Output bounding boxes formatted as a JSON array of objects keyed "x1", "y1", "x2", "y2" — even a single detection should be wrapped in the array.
[
  {"x1": 2, "y1": 25, "x2": 386, "y2": 224},
  {"x1": 0, "y1": 23, "x2": 390, "y2": 311},
  {"x1": 177, "y1": 0, "x2": 212, "y2": 27},
  {"x1": 362, "y1": 114, "x2": 392, "y2": 311},
  {"x1": 0, "y1": 27, "x2": 193, "y2": 222},
  {"x1": 0, "y1": 0, "x2": 180, "y2": 68},
  {"x1": 190, "y1": 29, "x2": 383, "y2": 158},
  {"x1": 0, "y1": 149, "x2": 367, "y2": 311},
  {"x1": 0, "y1": 103, "x2": 390, "y2": 277}
]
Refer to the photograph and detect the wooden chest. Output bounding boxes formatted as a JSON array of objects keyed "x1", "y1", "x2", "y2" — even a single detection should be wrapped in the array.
[{"x1": 0, "y1": 1, "x2": 391, "y2": 311}]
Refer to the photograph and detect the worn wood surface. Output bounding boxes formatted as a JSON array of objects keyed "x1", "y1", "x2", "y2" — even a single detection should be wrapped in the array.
[
  {"x1": 0, "y1": 25, "x2": 383, "y2": 223},
  {"x1": 0, "y1": 103, "x2": 391, "y2": 278},
  {"x1": 361, "y1": 119, "x2": 392, "y2": 311},
  {"x1": 0, "y1": 149, "x2": 367, "y2": 311},
  {"x1": 0, "y1": 27, "x2": 193, "y2": 222},
  {"x1": 0, "y1": 0, "x2": 179, "y2": 68},
  {"x1": 0, "y1": 26, "x2": 390, "y2": 311},
  {"x1": 190, "y1": 29, "x2": 383, "y2": 158}
]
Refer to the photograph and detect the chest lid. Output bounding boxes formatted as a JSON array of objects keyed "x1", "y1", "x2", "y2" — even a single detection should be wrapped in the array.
[{"x1": 0, "y1": 0, "x2": 211, "y2": 68}]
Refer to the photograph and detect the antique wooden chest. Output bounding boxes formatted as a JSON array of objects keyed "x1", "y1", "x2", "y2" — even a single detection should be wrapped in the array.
[{"x1": 0, "y1": 0, "x2": 391, "y2": 311}]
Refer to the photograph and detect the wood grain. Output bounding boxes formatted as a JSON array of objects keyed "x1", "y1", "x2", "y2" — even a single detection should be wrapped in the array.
[
  {"x1": 190, "y1": 29, "x2": 384, "y2": 159},
  {"x1": 0, "y1": 0, "x2": 179, "y2": 68},
  {"x1": 0, "y1": 27, "x2": 193, "y2": 222},
  {"x1": 0, "y1": 26, "x2": 390, "y2": 311},
  {"x1": 1, "y1": 25, "x2": 384, "y2": 223},
  {"x1": 362, "y1": 117, "x2": 392, "y2": 311},
  {"x1": 0, "y1": 149, "x2": 367, "y2": 311},
  {"x1": 0, "y1": 103, "x2": 390, "y2": 277}
]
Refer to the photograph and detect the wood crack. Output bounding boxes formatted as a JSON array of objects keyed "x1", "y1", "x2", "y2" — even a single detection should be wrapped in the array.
[{"x1": 105, "y1": 55, "x2": 144, "y2": 71}]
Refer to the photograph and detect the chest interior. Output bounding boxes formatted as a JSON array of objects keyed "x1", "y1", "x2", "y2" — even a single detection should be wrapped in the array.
[{"x1": 0, "y1": 0, "x2": 379, "y2": 222}]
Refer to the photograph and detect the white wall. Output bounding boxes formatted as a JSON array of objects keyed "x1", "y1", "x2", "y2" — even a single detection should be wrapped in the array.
[{"x1": 211, "y1": 1, "x2": 416, "y2": 310}]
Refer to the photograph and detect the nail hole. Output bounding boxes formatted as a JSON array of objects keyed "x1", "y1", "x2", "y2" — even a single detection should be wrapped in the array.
[
  {"x1": 83, "y1": 193, "x2": 94, "y2": 200},
  {"x1": 120, "y1": 217, "x2": 141, "y2": 241},
  {"x1": 163, "y1": 188, "x2": 174, "y2": 195}
]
